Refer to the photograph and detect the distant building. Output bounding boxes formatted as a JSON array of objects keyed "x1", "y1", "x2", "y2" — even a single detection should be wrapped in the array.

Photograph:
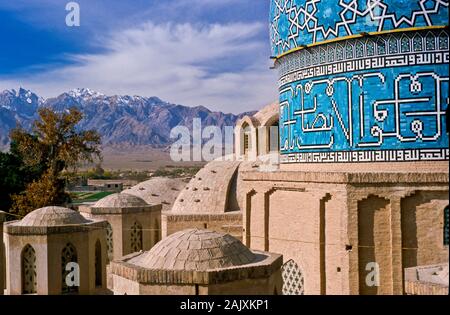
[
  {"x1": 69, "y1": 179, "x2": 140, "y2": 193},
  {"x1": 88, "y1": 180, "x2": 123, "y2": 191}
]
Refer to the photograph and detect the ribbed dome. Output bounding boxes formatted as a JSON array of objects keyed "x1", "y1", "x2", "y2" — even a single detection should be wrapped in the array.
[
  {"x1": 94, "y1": 193, "x2": 148, "y2": 208},
  {"x1": 128, "y1": 229, "x2": 256, "y2": 271},
  {"x1": 19, "y1": 206, "x2": 90, "y2": 227}
]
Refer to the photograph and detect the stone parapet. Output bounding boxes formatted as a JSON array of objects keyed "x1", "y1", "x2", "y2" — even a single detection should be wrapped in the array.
[
  {"x1": 4, "y1": 220, "x2": 108, "y2": 236},
  {"x1": 82, "y1": 204, "x2": 162, "y2": 215},
  {"x1": 165, "y1": 212, "x2": 242, "y2": 222},
  {"x1": 404, "y1": 281, "x2": 448, "y2": 295},
  {"x1": 241, "y1": 170, "x2": 449, "y2": 184}
]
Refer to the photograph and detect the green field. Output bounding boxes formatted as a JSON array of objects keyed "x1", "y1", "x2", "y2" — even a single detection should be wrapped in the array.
[{"x1": 70, "y1": 191, "x2": 115, "y2": 204}]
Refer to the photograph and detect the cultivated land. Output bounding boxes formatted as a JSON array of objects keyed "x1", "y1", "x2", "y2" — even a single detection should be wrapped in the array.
[
  {"x1": 70, "y1": 191, "x2": 115, "y2": 204},
  {"x1": 94, "y1": 146, "x2": 205, "y2": 171}
]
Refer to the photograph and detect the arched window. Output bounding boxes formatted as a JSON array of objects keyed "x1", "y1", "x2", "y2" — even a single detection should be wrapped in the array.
[
  {"x1": 243, "y1": 124, "x2": 251, "y2": 156},
  {"x1": 61, "y1": 243, "x2": 78, "y2": 294},
  {"x1": 153, "y1": 220, "x2": 160, "y2": 244},
  {"x1": 444, "y1": 206, "x2": 449, "y2": 246},
  {"x1": 95, "y1": 240, "x2": 102, "y2": 288},
  {"x1": 268, "y1": 121, "x2": 279, "y2": 153},
  {"x1": 21, "y1": 245, "x2": 37, "y2": 294},
  {"x1": 281, "y1": 259, "x2": 304, "y2": 295},
  {"x1": 106, "y1": 222, "x2": 114, "y2": 261},
  {"x1": 130, "y1": 221, "x2": 143, "y2": 252}
]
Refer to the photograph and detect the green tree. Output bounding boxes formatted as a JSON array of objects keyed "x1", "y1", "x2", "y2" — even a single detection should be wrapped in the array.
[
  {"x1": 0, "y1": 141, "x2": 44, "y2": 212},
  {"x1": 10, "y1": 107, "x2": 102, "y2": 216}
]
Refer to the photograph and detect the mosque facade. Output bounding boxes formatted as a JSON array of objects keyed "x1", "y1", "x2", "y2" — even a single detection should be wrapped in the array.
[{"x1": 236, "y1": 0, "x2": 449, "y2": 295}]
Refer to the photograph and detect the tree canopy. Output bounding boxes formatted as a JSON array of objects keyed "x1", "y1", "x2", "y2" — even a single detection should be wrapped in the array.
[
  {"x1": 9, "y1": 107, "x2": 102, "y2": 217},
  {"x1": 0, "y1": 141, "x2": 44, "y2": 212}
]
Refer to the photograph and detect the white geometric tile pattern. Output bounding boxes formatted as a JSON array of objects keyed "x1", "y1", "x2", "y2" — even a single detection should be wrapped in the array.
[{"x1": 270, "y1": 0, "x2": 449, "y2": 56}]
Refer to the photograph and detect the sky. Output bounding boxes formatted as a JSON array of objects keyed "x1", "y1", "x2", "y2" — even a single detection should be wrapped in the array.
[{"x1": 0, "y1": 0, "x2": 278, "y2": 114}]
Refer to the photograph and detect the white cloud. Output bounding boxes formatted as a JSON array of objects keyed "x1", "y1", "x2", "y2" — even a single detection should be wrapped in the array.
[{"x1": 0, "y1": 22, "x2": 278, "y2": 114}]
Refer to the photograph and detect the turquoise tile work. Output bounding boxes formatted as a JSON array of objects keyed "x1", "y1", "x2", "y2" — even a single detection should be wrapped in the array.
[
  {"x1": 271, "y1": 1, "x2": 449, "y2": 164},
  {"x1": 270, "y1": 0, "x2": 449, "y2": 56}
]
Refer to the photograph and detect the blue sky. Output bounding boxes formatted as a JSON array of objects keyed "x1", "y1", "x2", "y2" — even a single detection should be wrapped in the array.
[{"x1": 0, "y1": 0, "x2": 278, "y2": 113}]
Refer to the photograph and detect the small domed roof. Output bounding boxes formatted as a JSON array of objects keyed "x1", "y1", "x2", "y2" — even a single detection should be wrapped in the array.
[
  {"x1": 123, "y1": 177, "x2": 189, "y2": 212},
  {"x1": 94, "y1": 193, "x2": 148, "y2": 208},
  {"x1": 128, "y1": 229, "x2": 256, "y2": 271},
  {"x1": 171, "y1": 161, "x2": 241, "y2": 214},
  {"x1": 19, "y1": 206, "x2": 90, "y2": 227}
]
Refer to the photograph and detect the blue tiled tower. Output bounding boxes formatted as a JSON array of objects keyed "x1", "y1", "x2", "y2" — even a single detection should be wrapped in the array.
[{"x1": 270, "y1": 0, "x2": 449, "y2": 164}]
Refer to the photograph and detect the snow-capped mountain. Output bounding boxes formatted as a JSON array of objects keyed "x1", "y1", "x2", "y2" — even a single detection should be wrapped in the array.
[
  {"x1": 0, "y1": 88, "x2": 44, "y2": 148},
  {"x1": 67, "y1": 88, "x2": 104, "y2": 100},
  {"x1": 0, "y1": 88, "x2": 253, "y2": 150},
  {"x1": 0, "y1": 88, "x2": 42, "y2": 113}
]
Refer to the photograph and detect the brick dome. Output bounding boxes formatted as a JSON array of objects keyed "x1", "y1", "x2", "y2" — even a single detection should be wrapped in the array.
[
  {"x1": 123, "y1": 177, "x2": 189, "y2": 211},
  {"x1": 94, "y1": 193, "x2": 148, "y2": 208},
  {"x1": 128, "y1": 229, "x2": 256, "y2": 271},
  {"x1": 171, "y1": 161, "x2": 241, "y2": 214},
  {"x1": 19, "y1": 206, "x2": 90, "y2": 227}
]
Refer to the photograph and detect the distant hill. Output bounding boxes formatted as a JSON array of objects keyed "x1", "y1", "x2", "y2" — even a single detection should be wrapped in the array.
[{"x1": 0, "y1": 88, "x2": 255, "y2": 150}]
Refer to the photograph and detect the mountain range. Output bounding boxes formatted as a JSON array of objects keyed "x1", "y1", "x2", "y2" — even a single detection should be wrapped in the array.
[{"x1": 0, "y1": 88, "x2": 254, "y2": 150}]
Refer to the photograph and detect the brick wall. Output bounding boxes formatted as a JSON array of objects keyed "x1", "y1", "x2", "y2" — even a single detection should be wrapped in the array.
[{"x1": 162, "y1": 212, "x2": 243, "y2": 241}]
